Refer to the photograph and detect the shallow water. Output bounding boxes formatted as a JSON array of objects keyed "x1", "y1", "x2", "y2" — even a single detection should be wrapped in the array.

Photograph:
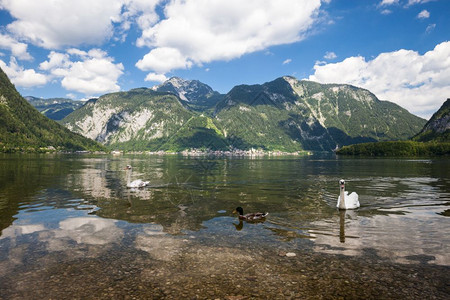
[{"x1": 0, "y1": 153, "x2": 449, "y2": 299}]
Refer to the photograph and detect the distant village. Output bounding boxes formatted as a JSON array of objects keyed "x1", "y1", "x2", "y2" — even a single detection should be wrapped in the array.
[{"x1": 111, "y1": 148, "x2": 312, "y2": 157}]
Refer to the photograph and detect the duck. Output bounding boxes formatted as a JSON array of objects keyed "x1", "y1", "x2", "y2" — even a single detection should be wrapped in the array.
[
  {"x1": 124, "y1": 165, "x2": 149, "y2": 188},
  {"x1": 337, "y1": 179, "x2": 360, "y2": 210},
  {"x1": 233, "y1": 206, "x2": 268, "y2": 222}
]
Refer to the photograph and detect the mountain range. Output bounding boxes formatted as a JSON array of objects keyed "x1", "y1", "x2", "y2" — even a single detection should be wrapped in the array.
[
  {"x1": 24, "y1": 96, "x2": 84, "y2": 120},
  {"x1": 0, "y1": 67, "x2": 103, "y2": 152},
  {"x1": 61, "y1": 76, "x2": 426, "y2": 152}
]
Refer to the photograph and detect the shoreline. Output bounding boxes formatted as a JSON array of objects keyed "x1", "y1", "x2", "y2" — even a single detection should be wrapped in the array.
[{"x1": 1, "y1": 148, "x2": 313, "y2": 156}]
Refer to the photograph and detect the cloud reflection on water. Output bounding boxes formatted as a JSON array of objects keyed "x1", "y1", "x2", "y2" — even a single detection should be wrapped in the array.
[
  {"x1": 1, "y1": 154, "x2": 449, "y2": 271},
  {"x1": 311, "y1": 209, "x2": 450, "y2": 266}
]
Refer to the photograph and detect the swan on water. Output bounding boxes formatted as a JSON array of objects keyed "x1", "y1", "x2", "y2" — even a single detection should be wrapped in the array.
[
  {"x1": 124, "y1": 165, "x2": 149, "y2": 188},
  {"x1": 337, "y1": 179, "x2": 360, "y2": 210}
]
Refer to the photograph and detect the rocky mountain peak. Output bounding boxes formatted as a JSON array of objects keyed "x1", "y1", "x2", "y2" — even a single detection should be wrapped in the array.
[
  {"x1": 164, "y1": 77, "x2": 194, "y2": 92},
  {"x1": 152, "y1": 77, "x2": 216, "y2": 102}
]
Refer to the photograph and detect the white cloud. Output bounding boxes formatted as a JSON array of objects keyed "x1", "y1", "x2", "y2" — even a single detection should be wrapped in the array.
[
  {"x1": 0, "y1": 0, "x2": 124, "y2": 49},
  {"x1": 40, "y1": 49, "x2": 124, "y2": 95},
  {"x1": 1, "y1": 0, "x2": 322, "y2": 84},
  {"x1": 121, "y1": 0, "x2": 161, "y2": 30},
  {"x1": 378, "y1": 0, "x2": 398, "y2": 14},
  {"x1": 67, "y1": 49, "x2": 89, "y2": 57},
  {"x1": 426, "y1": 23, "x2": 436, "y2": 34},
  {"x1": 378, "y1": 0, "x2": 436, "y2": 12},
  {"x1": 0, "y1": 57, "x2": 47, "y2": 87},
  {"x1": 66, "y1": 93, "x2": 77, "y2": 99},
  {"x1": 136, "y1": 47, "x2": 193, "y2": 74},
  {"x1": 144, "y1": 72, "x2": 167, "y2": 83},
  {"x1": 324, "y1": 51, "x2": 337, "y2": 60},
  {"x1": 135, "y1": 0, "x2": 322, "y2": 74},
  {"x1": 0, "y1": 33, "x2": 32, "y2": 60},
  {"x1": 39, "y1": 51, "x2": 70, "y2": 71},
  {"x1": 417, "y1": 9, "x2": 430, "y2": 19},
  {"x1": 0, "y1": 0, "x2": 166, "y2": 48},
  {"x1": 406, "y1": 0, "x2": 435, "y2": 6},
  {"x1": 380, "y1": 0, "x2": 399, "y2": 5},
  {"x1": 283, "y1": 59, "x2": 292, "y2": 65},
  {"x1": 308, "y1": 41, "x2": 450, "y2": 119}
]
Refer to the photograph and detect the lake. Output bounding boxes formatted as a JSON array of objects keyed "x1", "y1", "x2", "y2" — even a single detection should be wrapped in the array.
[{"x1": 0, "y1": 153, "x2": 449, "y2": 299}]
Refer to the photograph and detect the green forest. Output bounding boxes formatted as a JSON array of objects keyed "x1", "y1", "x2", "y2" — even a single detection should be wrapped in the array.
[
  {"x1": 0, "y1": 67, "x2": 104, "y2": 152},
  {"x1": 337, "y1": 141, "x2": 450, "y2": 156}
]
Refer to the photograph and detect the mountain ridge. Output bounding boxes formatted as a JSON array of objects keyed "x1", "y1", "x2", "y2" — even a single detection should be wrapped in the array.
[
  {"x1": 61, "y1": 76, "x2": 426, "y2": 152},
  {"x1": 336, "y1": 98, "x2": 450, "y2": 156},
  {"x1": 25, "y1": 96, "x2": 85, "y2": 120},
  {"x1": 211, "y1": 76, "x2": 425, "y2": 151},
  {"x1": 413, "y1": 98, "x2": 450, "y2": 142},
  {"x1": 62, "y1": 88, "x2": 195, "y2": 149}
]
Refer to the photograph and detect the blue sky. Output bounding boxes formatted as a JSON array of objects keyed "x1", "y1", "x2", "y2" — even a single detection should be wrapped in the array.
[{"x1": 0, "y1": 0, "x2": 448, "y2": 119}]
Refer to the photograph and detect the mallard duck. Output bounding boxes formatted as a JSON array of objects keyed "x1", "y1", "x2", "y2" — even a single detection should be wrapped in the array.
[{"x1": 233, "y1": 207, "x2": 268, "y2": 221}]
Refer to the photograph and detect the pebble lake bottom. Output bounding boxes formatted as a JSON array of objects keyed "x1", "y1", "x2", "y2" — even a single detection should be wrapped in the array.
[
  {"x1": 1, "y1": 238, "x2": 449, "y2": 299},
  {"x1": 0, "y1": 153, "x2": 449, "y2": 299}
]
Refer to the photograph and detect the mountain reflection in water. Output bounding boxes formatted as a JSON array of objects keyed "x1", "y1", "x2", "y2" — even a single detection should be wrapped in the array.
[{"x1": 0, "y1": 153, "x2": 449, "y2": 298}]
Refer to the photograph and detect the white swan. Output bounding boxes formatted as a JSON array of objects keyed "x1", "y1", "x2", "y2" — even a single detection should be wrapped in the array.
[
  {"x1": 337, "y1": 179, "x2": 360, "y2": 210},
  {"x1": 124, "y1": 165, "x2": 149, "y2": 188}
]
